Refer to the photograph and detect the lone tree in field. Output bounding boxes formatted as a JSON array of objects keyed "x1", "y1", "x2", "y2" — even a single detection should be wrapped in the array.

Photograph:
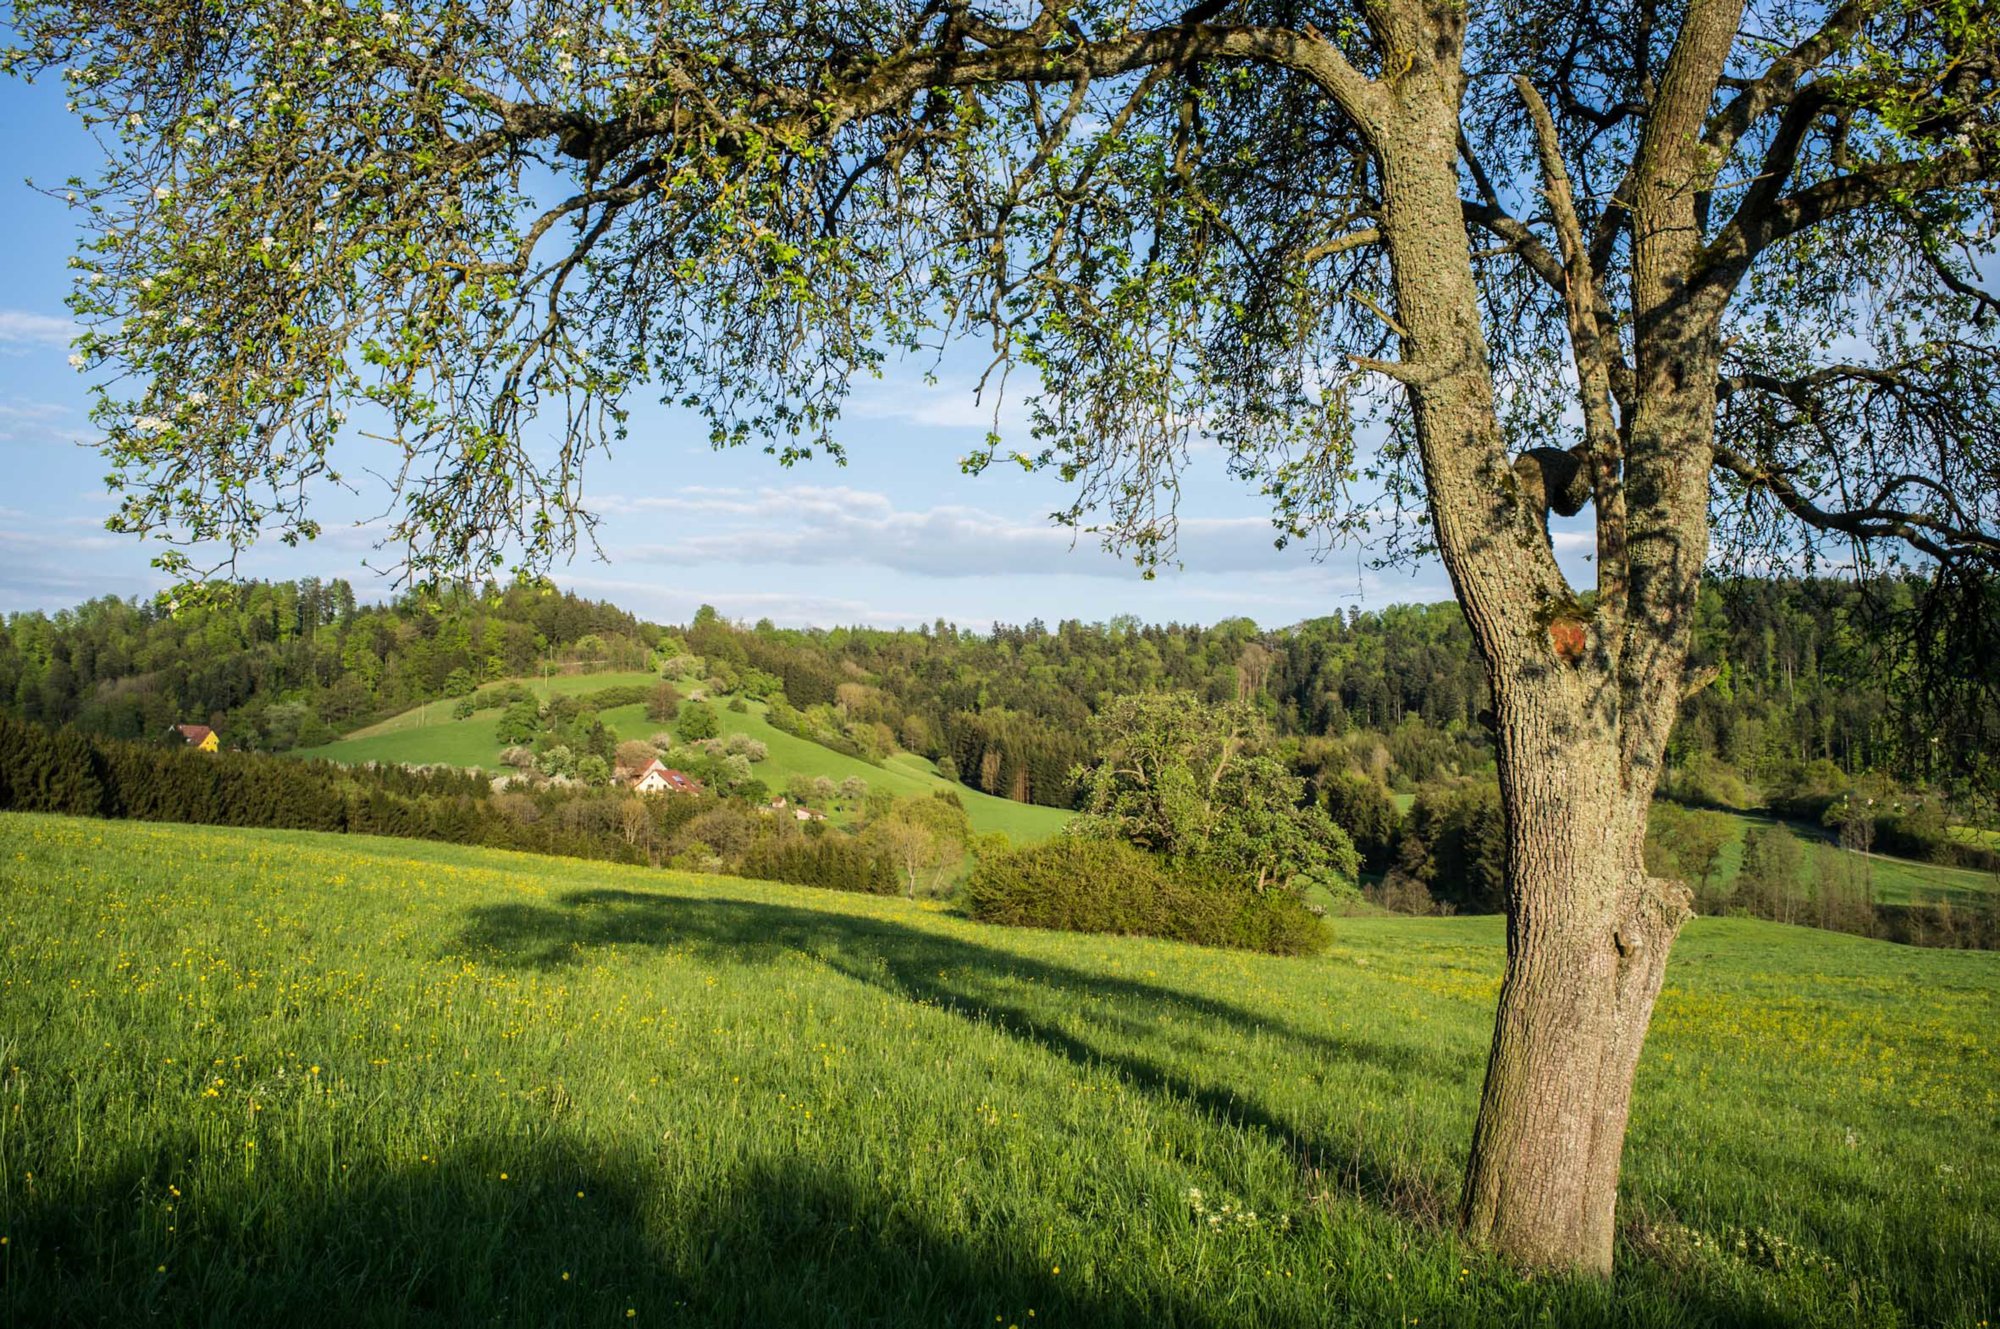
[{"x1": 12, "y1": 0, "x2": 2000, "y2": 1273}]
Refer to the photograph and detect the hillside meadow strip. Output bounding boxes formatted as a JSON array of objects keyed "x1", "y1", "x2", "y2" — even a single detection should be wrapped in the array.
[{"x1": 0, "y1": 812, "x2": 1994, "y2": 1327}]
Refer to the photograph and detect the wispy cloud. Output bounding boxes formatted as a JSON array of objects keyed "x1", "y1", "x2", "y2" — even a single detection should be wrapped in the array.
[
  {"x1": 0, "y1": 310, "x2": 75, "y2": 348},
  {"x1": 601, "y1": 484, "x2": 1326, "y2": 580},
  {"x1": 844, "y1": 373, "x2": 1036, "y2": 435},
  {"x1": 0, "y1": 397, "x2": 87, "y2": 446}
]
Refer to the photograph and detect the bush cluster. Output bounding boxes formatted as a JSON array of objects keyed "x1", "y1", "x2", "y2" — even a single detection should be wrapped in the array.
[{"x1": 963, "y1": 837, "x2": 1329, "y2": 956}]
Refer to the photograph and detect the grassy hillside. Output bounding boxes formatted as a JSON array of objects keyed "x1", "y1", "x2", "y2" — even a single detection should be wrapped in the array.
[
  {"x1": 293, "y1": 671, "x2": 661, "y2": 768},
  {"x1": 297, "y1": 679, "x2": 1071, "y2": 843},
  {"x1": 1693, "y1": 805, "x2": 1999, "y2": 904},
  {"x1": 2, "y1": 813, "x2": 1993, "y2": 1327}
]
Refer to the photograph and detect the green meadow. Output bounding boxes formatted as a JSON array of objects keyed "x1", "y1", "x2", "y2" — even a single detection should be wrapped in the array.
[
  {"x1": 297, "y1": 681, "x2": 1071, "y2": 843},
  {"x1": 1694, "y1": 806, "x2": 2000, "y2": 905},
  {"x1": 293, "y1": 671, "x2": 663, "y2": 770},
  {"x1": 2, "y1": 812, "x2": 1993, "y2": 1327}
]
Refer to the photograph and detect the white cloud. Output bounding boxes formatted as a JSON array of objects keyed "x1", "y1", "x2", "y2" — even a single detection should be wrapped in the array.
[
  {"x1": 0, "y1": 397, "x2": 86, "y2": 445},
  {"x1": 844, "y1": 372, "x2": 1036, "y2": 434},
  {"x1": 601, "y1": 483, "x2": 1327, "y2": 580},
  {"x1": 0, "y1": 310, "x2": 76, "y2": 348}
]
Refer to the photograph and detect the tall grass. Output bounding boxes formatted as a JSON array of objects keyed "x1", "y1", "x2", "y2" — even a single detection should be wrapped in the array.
[{"x1": 1, "y1": 813, "x2": 1994, "y2": 1327}]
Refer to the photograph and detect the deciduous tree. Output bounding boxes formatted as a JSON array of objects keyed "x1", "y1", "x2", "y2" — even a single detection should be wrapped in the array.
[{"x1": 13, "y1": 0, "x2": 2000, "y2": 1273}]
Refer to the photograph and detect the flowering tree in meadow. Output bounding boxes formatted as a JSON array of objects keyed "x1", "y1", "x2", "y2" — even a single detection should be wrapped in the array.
[{"x1": 10, "y1": 0, "x2": 2000, "y2": 1273}]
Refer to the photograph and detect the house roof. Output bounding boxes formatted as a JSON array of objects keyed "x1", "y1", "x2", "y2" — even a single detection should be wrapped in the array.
[
  {"x1": 631, "y1": 765, "x2": 703, "y2": 793},
  {"x1": 174, "y1": 724, "x2": 215, "y2": 744}
]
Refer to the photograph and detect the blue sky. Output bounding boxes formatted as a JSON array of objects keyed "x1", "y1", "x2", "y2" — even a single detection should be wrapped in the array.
[{"x1": 0, "y1": 67, "x2": 1513, "y2": 629}]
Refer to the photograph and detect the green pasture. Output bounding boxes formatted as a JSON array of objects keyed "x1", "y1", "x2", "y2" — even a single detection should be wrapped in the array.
[
  {"x1": 295, "y1": 678, "x2": 1070, "y2": 844},
  {"x1": 294, "y1": 671, "x2": 661, "y2": 768},
  {"x1": 1688, "y1": 806, "x2": 1999, "y2": 906},
  {"x1": 1, "y1": 813, "x2": 1993, "y2": 1327}
]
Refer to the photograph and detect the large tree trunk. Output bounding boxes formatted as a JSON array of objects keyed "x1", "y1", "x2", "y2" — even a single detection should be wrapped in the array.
[
  {"x1": 1361, "y1": 10, "x2": 1719, "y2": 1274},
  {"x1": 1456, "y1": 703, "x2": 1692, "y2": 1273}
]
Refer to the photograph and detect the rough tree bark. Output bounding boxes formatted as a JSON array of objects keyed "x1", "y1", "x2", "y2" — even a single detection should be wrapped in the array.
[{"x1": 1361, "y1": 0, "x2": 1736, "y2": 1275}]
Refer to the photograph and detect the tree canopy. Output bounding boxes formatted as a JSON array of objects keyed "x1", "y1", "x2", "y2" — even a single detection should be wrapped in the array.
[
  {"x1": 1072, "y1": 691, "x2": 1360, "y2": 889},
  {"x1": 8, "y1": 0, "x2": 1996, "y2": 588}
]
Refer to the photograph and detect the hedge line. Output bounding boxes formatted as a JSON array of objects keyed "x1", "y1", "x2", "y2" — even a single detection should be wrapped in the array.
[{"x1": 964, "y1": 837, "x2": 1330, "y2": 956}]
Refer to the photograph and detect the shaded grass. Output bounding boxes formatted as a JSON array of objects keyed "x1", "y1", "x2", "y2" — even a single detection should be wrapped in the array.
[{"x1": 2, "y1": 813, "x2": 1994, "y2": 1326}]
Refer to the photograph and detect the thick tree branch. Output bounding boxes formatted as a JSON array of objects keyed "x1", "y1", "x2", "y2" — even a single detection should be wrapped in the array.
[
  {"x1": 1517, "y1": 74, "x2": 1628, "y2": 621},
  {"x1": 1711, "y1": 443, "x2": 2000, "y2": 567},
  {"x1": 1702, "y1": 0, "x2": 1881, "y2": 161},
  {"x1": 1702, "y1": 146, "x2": 2000, "y2": 289}
]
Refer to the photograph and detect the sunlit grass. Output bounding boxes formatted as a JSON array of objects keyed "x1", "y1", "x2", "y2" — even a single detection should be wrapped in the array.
[{"x1": 1, "y1": 812, "x2": 1993, "y2": 1326}]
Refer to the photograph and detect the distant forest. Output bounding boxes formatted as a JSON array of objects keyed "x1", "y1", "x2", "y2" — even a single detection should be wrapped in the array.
[{"x1": 0, "y1": 574, "x2": 1991, "y2": 819}]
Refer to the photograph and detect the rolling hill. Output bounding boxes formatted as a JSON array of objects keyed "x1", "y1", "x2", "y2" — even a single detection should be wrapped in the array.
[{"x1": 296, "y1": 675, "x2": 1072, "y2": 843}]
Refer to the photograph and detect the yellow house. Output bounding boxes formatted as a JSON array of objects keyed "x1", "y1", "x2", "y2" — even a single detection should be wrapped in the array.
[{"x1": 174, "y1": 724, "x2": 220, "y2": 753}]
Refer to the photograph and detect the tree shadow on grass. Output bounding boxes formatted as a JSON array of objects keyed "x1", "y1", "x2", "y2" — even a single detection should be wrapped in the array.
[
  {"x1": 433, "y1": 888, "x2": 1841, "y2": 1329},
  {"x1": 0, "y1": 1135, "x2": 1229, "y2": 1328},
  {"x1": 458, "y1": 889, "x2": 1457, "y2": 1222},
  {"x1": 0, "y1": 1128, "x2": 1815, "y2": 1329}
]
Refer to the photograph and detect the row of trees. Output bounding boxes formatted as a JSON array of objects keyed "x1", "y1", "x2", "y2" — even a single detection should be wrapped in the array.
[
  {"x1": 667, "y1": 578, "x2": 1995, "y2": 813},
  {"x1": 6, "y1": 578, "x2": 1988, "y2": 823}
]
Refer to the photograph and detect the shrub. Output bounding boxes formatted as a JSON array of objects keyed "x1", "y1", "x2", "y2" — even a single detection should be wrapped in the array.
[
  {"x1": 964, "y1": 838, "x2": 1329, "y2": 956},
  {"x1": 674, "y1": 700, "x2": 719, "y2": 742},
  {"x1": 722, "y1": 733, "x2": 767, "y2": 761},
  {"x1": 494, "y1": 699, "x2": 542, "y2": 746},
  {"x1": 728, "y1": 696, "x2": 749, "y2": 713},
  {"x1": 1366, "y1": 871, "x2": 1444, "y2": 916},
  {"x1": 641, "y1": 682, "x2": 681, "y2": 724},
  {"x1": 579, "y1": 683, "x2": 652, "y2": 709}
]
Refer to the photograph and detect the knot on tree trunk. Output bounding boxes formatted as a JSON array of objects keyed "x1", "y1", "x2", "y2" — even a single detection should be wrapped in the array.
[
  {"x1": 1614, "y1": 876, "x2": 1693, "y2": 964},
  {"x1": 1512, "y1": 446, "x2": 1594, "y2": 522}
]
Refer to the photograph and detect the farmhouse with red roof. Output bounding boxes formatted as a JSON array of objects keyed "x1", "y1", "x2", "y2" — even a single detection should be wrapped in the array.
[{"x1": 629, "y1": 758, "x2": 702, "y2": 795}]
